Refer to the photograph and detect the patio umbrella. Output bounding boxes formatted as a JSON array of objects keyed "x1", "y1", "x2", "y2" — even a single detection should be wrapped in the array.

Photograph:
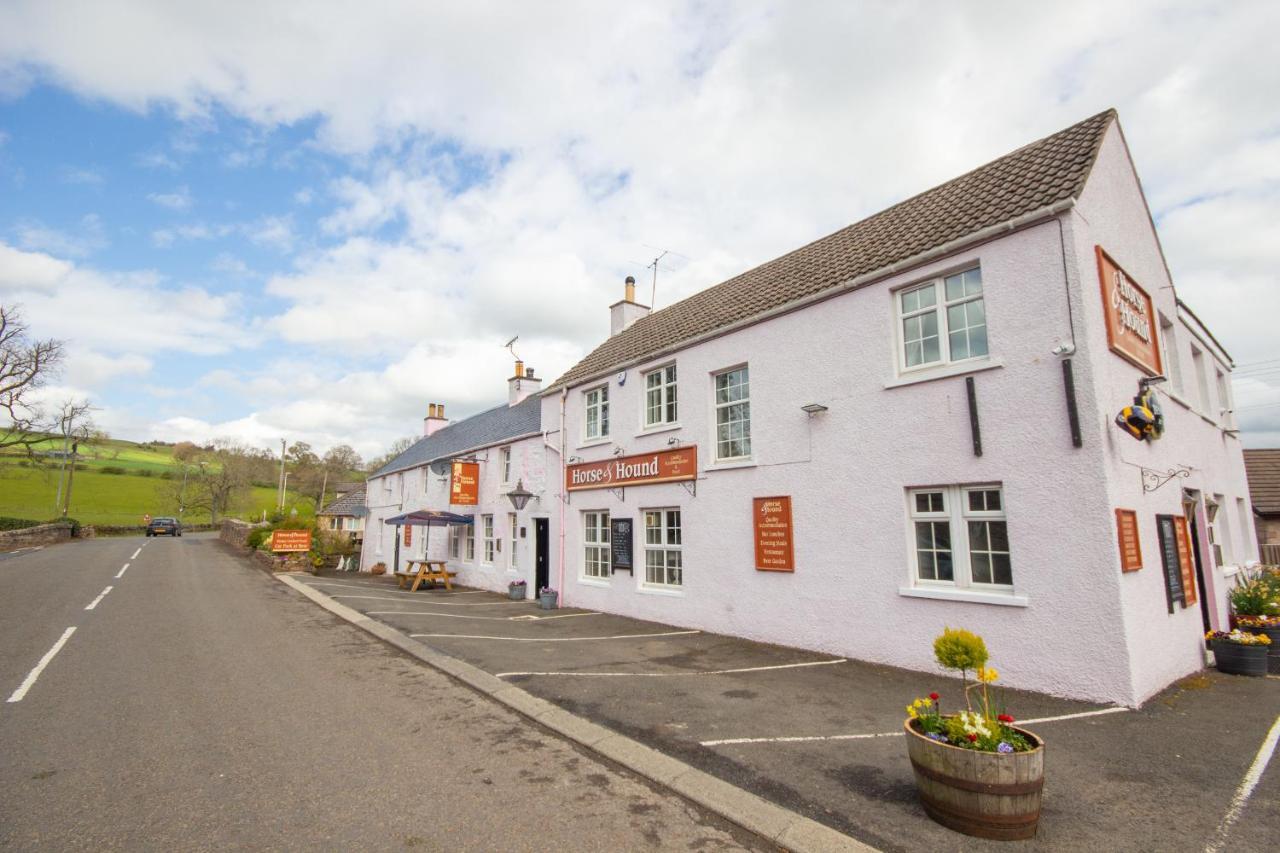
[{"x1": 385, "y1": 509, "x2": 474, "y2": 575}]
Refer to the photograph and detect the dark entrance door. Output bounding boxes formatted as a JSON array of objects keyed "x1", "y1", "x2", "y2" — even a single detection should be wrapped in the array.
[
  {"x1": 534, "y1": 518, "x2": 550, "y2": 593},
  {"x1": 1187, "y1": 515, "x2": 1213, "y2": 632}
]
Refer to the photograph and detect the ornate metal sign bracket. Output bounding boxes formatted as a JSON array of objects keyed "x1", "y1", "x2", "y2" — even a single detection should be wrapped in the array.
[
  {"x1": 609, "y1": 486, "x2": 626, "y2": 502},
  {"x1": 1141, "y1": 465, "x2": 1191, "y2": 493},
  {"x1": 679, "y1": 479, "x2": 697, "y2": 498}
]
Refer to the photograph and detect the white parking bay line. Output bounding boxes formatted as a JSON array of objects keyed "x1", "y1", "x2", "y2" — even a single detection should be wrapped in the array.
[
  {"x1": 410, "y1": 630, "x2": 701, "y2": 643},
  {"x1": 334, "y1": 595, "x2": 522, "y2": 606},
  {"x1": 115, "y1": 563, "x2": 130, "y2": 579},
  {"x1": 131, "y1": 548, "x2": 141, "y2": 559},
  {"x1": 84, "y1": 586, "x2": 113, "y2": 611},
  {"x1": 366, "y1": 610, "x2": 599, "y2": 622},
  {"x1": 699, "y1": 705, "x2": 1130, "y2": 747},
  {"x1": 1205, "y1": 714, "x2": 1280, "y2": 853},
  {"x1": 7, "y1": 627, "x2": 77, "y2": 703},
  {"x1": 498, "y1": 658, "x2": 848, "y2": 678}
]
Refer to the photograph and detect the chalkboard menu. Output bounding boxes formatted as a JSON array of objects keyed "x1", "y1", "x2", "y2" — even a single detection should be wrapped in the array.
[
  {"x1": 1156, "y1": 515, "x2": 1185, "y2": 614},
  {"x1": 610, "y1": 518, "x2": 634, "y2": 573}
]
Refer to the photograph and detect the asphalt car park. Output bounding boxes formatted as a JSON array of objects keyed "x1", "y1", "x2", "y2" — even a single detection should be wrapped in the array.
[{"x1": 297, "y1": 573, "x2": 1279, "y2": 853}]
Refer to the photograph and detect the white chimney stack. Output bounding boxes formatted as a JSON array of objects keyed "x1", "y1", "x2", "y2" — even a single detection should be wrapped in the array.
[
  {"x1": 424, "y1": 403, "x2": 448, "y2": 436},
  {"x1": 610, "y1": 275, "x2": 650, "y2": 336},
  {"x1": 508, "y1": 361, "x2": 542, "y2": 406}
]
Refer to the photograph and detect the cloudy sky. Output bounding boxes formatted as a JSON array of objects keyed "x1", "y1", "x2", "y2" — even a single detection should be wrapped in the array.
[{"x1": 0, "y1": 1, "x2": 1277, "y2": 461}]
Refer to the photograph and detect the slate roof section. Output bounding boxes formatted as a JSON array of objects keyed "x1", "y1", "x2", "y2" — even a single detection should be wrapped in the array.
[
  {"x1": 371, "y1": 395, "x2": 542, "y2": 478},
  {"x1": 1243, "y1": 449, "x2": 1280, "y2": 516},
  {"x1": 319, "y1": 486, "x2": 366, "y2": 517},
  {"x1": 547, "y1": 109, "x2": 1116, "y2": 392}
]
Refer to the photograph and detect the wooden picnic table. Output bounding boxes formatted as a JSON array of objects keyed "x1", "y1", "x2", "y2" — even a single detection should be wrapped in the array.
[{"x1": 395, "y1": 559, "x2": 457, "y2": 592}]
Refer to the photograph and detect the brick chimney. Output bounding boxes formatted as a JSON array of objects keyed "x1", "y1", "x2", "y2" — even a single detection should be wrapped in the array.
[
  {"x1": 424, "y1": 403, "x2": 448, "y2": 436},
  {"x1": 508, "y1": 361, "x2": 542, "y2": 406},
  {"x1": 610, "y1": 275, "x2": 650, "y2": 336}
]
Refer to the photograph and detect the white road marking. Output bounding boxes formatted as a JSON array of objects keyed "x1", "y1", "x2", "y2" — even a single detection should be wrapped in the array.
[
  {"x1": 84, "y1": 586, "x2": 113, "y2": 611},
  {"x1": 7, "y1": 627, "x2": 77, "y2": 703},
  {"x1": 115, "y1": 563, "x2": 129, "y2": 579},
  {"x1": 333, "y1": 594, "x2": 522, "y2": 606},
  {"x1": 1205, "y1": 714, "x2": 1280, "y2": 853},
  {"x1": 364, "y1": 609, "x2": 600, "y2": 622},
  {"x1": 410, "y1": 630, "x2": 701, "y2": 643},
  {"x1": 309, "y1": 581, "x2": 488, "y2": 595},
  {"x1": 507, "y1": 612, "x2": 602, "y2": 621},
  {"x1": 497, "y1": 658, "x2": 848, "y2": 678},
  {"x1": 699, "y1": 705, "x2": 1130, "y2": 747},
  {"x1": 131, "y1": 548, "x2": 141, "y2": 559}
]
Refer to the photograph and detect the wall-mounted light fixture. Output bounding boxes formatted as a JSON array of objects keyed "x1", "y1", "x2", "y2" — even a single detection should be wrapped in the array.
[
  {"x1": 612, "y1": 446, "x2": 625, "y2": 456},
  {"x1": 567, "y1": 455, "x2": 583, "y2": 464},
  {"x1": 667, "y1": 437, "x2": 681, "y2": 446},
  {"x1": 801, "y1": 403, "x2": 829, "y2": 416},
  {"x1": 504, "y1": 479, "x2": 535, "y2": 511}
]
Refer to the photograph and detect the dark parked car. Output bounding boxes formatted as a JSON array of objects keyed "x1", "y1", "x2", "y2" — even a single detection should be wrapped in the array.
[{"x1": 146, "y1": 517, "x2": 182, "y2": 537}]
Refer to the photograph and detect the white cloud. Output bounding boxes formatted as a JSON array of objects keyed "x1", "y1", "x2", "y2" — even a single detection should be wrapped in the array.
[
  {"x1": 147, "y1": 184, "x2": 193, "y2": 210},
  {"x1": 13, "y1": 214, "x2": 107, "y2": 257},
  {"x1": 0, "y1": 242, "x2": 73, "y2": 289},
  {"x1": 136, "y1": 150, "x2": 180, "y2": 170},
  {"x1": 248, "y1": 215, "x2": 294, "y2": 252},
  {"x1": 60, "y1": 165, "x2": 103, "y2": 185},
  {"x1": 63, "y1": 349, "x2": 153, "y2": 386}
]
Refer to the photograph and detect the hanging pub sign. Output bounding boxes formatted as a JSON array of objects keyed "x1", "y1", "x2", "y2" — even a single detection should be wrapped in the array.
[
  {"x1": 270, "y1": 529, "x2": 313, "y2": 553},
  {"x1": 1097, "y1": 246, "x2": 1161, "y2": 376},
  {"x1": 450, "y1": 461, "x2": 479, "y2": 505},
  {"x1": 610, "y1": 517, "x2": 634, "y2": 573},
  {"x1": 565, "y1": 446, "x2": 698, "y2": 492},
  {"x1": 403, "y1": 523, "x2": 412, "y2": 547},
  {"x1": 753, "y1": 496, "x2": 795, "y2": 572},
  {"x1": 1114, "y1": 508, "x2": 1142, "y2": 572}
]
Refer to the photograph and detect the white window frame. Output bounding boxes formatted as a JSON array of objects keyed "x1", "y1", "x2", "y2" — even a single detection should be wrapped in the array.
[
  {"x1": 582, "y1": 510, "x2": 611, "y2": 580},
  {"x1": 1190, "y1": 343, "x2": 1211, "y2": 414},
  {"x1": 906, "y1": 484, "x2": 1013, "y2": 594},
  {"x1": 643, "y1": 363, "x2": 679, "y2": 429},
  {"x1": 712, "y1": 365, "x2": 751, "y2": 462},
  {"x1": 500, "y1": 446, "x2": 513, "y2": 485},
  {"x1": 584, "y1": 385, "x2": 610, "y2": 441},
  {"x1": 1158, "y1": 313, "x2": 1182, "y2": 397},
  {"x1": 643, "y1": 508, "x2": 683, "y2": 589},
  {"x1": 1214, "y1": 367, "x2": 1233, "y2": 428},
  {"x1": 509, "y1": 512, "x2": 519, "y2": 570},
  {"x1": 482, "y1": 514, "x2": 495, "y2": 565},
  {"x1": 894, "y1": 266, "x2": 989, "y2": 374},
  {"x1": 464, "y1": 523, "x2": 475, "y2": 561},
  {"x1": 448, "y1": 524, "x2": 462, "y2": 559}
]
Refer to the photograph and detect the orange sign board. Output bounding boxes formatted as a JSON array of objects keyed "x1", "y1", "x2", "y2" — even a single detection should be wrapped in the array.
[
  {"x1": 1173, "y1": 515, "x2": 1197, "y2": 605},
  {"x1": 450, "y1": 461, "x2": 479, "y2": 505},
  {"x1": 270, "y1": 529, "x2": 313, "y2": 552},
  {"x1": 566, "y1": 446, "x2": 698, "y2": 491},
  {"x1": 754, "y1": 496, "x2": 795, "y2": 572},
  {"x1": 403, "y1": 524, "x2": 412, "y2": 547},
  {"x1": 1097, "y1": 246, "x2": 1161, "y2": 376},
  {"x1": 1115, "y1": 509, "x2": 1142, "y2": 573}
]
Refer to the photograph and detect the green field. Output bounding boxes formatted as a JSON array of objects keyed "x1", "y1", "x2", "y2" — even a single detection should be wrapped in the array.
[{"x1": 0, "y1": 436, "x2": 316, "y2": 526}]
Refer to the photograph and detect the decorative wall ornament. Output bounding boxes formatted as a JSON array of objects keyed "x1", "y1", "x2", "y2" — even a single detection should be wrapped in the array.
[{"x1": 1141, "y1": 465, "x2": 1191, "y2": 493}]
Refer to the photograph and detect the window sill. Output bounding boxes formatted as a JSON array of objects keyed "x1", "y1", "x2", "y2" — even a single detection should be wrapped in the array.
[
  {"x1": 578, "y1": 576, "x2": 611, "y2": 588},
  {"x1": 898, "y1": 586, "x2": 1029, "y2": 607},
  {"x1": 635, "y1": 422, "x2": 682, "y2": 438},
  {"x1": 884, "y1": 358, "x2": 1003, "y2": 390},
  {"x1": 705, "y1": 458, "x2": 755, "y2": 472},
  {"x1": 637, "y1": 584, "x2": 685, "y2": 597},
  {"x1": 577, "y1": 437, "x2": 613, "y2": 451}
]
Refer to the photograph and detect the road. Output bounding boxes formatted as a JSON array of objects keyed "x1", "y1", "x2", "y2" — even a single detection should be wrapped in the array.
[{"x1": 0, "y1": 534, "x2": 765, "y2": 851}]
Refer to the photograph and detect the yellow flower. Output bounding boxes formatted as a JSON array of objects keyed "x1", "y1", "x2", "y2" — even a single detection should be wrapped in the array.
[
  {"x1": 977, "y1": 667, "x2": 999, "y2": 684},
  {"x1": 906, "y1": 705, "x2": 918, "y2": 719},
  {"x1": 913, "y1": 698, "x2": 924, "y2": 709},
  {"x1": 922, "y1": 698, "x2": 932, "y2": 708}
]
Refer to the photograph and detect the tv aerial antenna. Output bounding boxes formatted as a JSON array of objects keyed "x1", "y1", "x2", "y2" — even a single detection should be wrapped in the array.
[{"x1": 503, "y1": 335, "x2": 521, "y2": 362}]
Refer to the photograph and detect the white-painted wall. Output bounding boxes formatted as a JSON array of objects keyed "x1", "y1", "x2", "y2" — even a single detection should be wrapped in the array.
[{"x1": 541, "y1": 123, "x2": 1254, "y2": 706}]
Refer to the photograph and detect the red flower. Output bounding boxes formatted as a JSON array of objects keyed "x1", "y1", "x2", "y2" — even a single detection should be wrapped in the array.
[
  {"x1": 929, "y1": 693, "x2": 940, "y2": 701},
  {"x1": 998, "y1": 714, "x2": 1014, "y2": 723},
  {"x1": 967, "y1": 733, "x2": 978, "y2": 742}
]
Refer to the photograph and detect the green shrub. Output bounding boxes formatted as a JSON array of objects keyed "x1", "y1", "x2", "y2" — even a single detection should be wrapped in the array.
[
  {"x1": 1230, "y1": 577, "x2": 1278, "y2": 617},
  {"x1": 246, "y1": 528, "x2": 272, "y2": 550},
  {"x1": 0, "y1": 516, "x2": 42, "y2": 531},
  {"x1": 136, "y1": 469, "x2": 154, "y2": 477},
  {"x1": 100, "y1": 466, "x2": 127, "y2": 475},
  {"x1": 934, "y1": 627, "x2": 989, "y2": 674}
]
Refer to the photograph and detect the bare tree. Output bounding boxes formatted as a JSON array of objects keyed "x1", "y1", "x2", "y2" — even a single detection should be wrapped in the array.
[
  {"x1": 366, "y1": 436, "x2": 415, "y2": 473},
  {"x1": 178, "y1": 440, "x2": 256, "y2": 524},
  {"x1": 53, "y1": 399, "x2": 95, "y2": 517},
  {"x1": 0, "y1": 304, "x2": 65, "y2": 453},
  {"x1": 322, "y1": 444, "x2": 363, "y2": 475}
]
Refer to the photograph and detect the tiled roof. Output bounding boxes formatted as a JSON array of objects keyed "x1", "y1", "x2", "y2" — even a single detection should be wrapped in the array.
[
  {"x1": 371, "y1": 395, "x2": 542, "y2": 478},
  {"x1": 319, "y1": 486, "x2": 366, "y2": 517},
  {"x1": 547, "y1": 109, "x2": 1116, "y2": 392},
  {"x1": 1243, "y1": 449, "x2": 1280, "y2": 516}
]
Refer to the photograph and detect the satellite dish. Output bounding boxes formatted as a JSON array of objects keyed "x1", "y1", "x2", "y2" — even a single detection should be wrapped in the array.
[
  {"x1": 617, "y1": 371, "x2": 627, "y2": 385},
  {"x1": 430, "y1": 461, "x2": 451, "y2": 476}
]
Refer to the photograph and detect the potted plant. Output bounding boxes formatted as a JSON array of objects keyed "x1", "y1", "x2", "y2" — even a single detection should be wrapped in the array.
[
  {"x1": 1236, "y1": 617, "x2": 1280, "y2": 674},
  {"x1": 538, "y1": 586, "x2": 558, "y2": 610},
  {"x1": 1206, "y1": 629, "x2": 1271, "y2": 677},
  {"x1": 904, "y1": 628, "x2": 1044, "y2": 841},
  {"x1": 370, "y1": 561, "x2": 387, "y2": 576},
  {"x1": 508, "y1": 579, "x2": 528, "y2": 601}
]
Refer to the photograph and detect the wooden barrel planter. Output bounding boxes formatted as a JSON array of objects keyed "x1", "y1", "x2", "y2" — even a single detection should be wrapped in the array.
[
  {"x1": 1212, "y1": 639, "x2": 1269, "y2": 676},
  {"x1": 904, "y1": 719, "x2": 1044, "y2": 841},
  {"x1": 1263, "y1": 625, "x2": 1280, "y2": 675}
]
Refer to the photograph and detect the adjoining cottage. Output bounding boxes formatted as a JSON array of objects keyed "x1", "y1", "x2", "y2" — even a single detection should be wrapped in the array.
[
  {"x1": 1242, "y1": 449, "x2": 1280, "y2": 564},
  {"x1": 362, "y1": 109, "x2": 1255, "y2": 707},
  {"x1": 317, "y1": 483, "x2": 367, "y2": 546}
]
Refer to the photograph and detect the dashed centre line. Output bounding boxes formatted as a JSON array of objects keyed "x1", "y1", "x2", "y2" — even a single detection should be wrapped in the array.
[
  {"x1": 84, "y1": 586, "x2": 113, "y2": 611},
  {"x1": 7, "y1": 627, "x2": 77, "y2": 703},
  {"x1": 131, "y1": 548, "x2": 142, "y2": 559},
  {"x1": 115, "y1": 563, "x2": 130, "y2": 579}
]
